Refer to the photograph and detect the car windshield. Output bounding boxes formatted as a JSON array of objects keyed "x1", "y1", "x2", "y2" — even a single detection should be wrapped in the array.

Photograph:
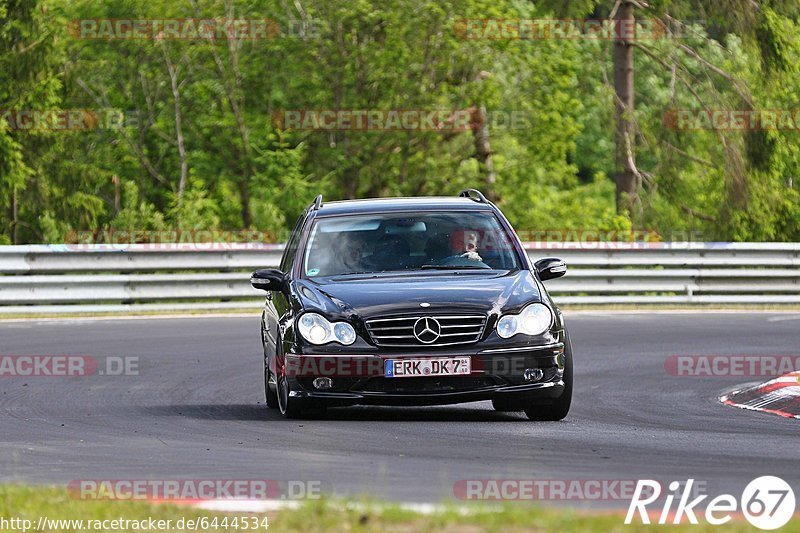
[{"x1": 302, "y1": 211, "x2": 522, "y2": 278}]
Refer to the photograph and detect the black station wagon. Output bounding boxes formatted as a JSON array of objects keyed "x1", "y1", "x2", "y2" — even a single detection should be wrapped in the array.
[{"x1": 251, "y1": 190, "x2": 573, "y2": 419}]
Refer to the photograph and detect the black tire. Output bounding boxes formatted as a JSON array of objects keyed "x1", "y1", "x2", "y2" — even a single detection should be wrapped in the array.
[
  {"x1": 524, "y1": 330, "x2": 573, "y2": 421},
  {"x1": 261, "y1": 317, "x2": 279, "y2": 410},
  {"x1": 277, "y1": 372, "x2": 304, "y2": 419},
  {"x1": 264, "y1": 362, "x2": 278, "y2": 409}
]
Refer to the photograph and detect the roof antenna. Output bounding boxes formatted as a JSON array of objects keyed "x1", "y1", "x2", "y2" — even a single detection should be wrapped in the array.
[{"x1": 312, "y1": 194, "x2": 323, "y2": 210}]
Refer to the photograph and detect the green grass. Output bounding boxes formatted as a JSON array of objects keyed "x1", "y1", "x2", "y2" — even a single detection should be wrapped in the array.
[{"x1": 1, "y1": 486, "x2": 798, "y2": 532}]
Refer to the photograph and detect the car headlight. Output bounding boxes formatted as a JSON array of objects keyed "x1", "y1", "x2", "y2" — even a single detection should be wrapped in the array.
[
  {"x1": 297, "y1": 313, "x2": 357, "y2": 345},
  {"x1": 496, "y1": 303, "x2": 553, "y2": 338}
]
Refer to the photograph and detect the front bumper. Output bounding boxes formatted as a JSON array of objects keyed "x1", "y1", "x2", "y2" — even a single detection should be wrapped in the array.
[{"x1": 283, "y1": 342, "x2": 565, "y2": 407}]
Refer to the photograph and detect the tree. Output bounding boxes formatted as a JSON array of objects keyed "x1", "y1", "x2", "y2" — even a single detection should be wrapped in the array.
[{"x1": 0, "y1": 0, "x2": 63, "y2": 243}]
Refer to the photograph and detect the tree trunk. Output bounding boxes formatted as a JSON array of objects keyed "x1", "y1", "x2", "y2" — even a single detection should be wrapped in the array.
[
  {"x1": 112, "y1": 174, "x2": 121, "y2": 214},
  {"x1": 472, "y1": 106, "x2": 496, "y2": 201},
  {"x1": 162, "y1": 46, "x2": 188, "y2": 207},
  {"x1": 614, "y1": 1, "x2": 637, "y2": 217},
  {"x1": 12, "y1": 188, "x2": 18, "y2": 245},
  {"x1": 239, "y1": 179, "x2": 251, "y2": 227}
]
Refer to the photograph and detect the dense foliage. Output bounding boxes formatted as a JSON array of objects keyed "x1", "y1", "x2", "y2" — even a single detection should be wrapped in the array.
[{"x1": 1, "y1": 0, "x2": 799, "y2": 244}]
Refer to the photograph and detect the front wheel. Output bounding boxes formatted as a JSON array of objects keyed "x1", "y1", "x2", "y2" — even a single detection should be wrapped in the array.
[
  {"x1": 277, "y1": 372, "x2": 304, "y2": 418},
  {"x1": 524, "y1": 331, "x2": 573, "y2": 421}
]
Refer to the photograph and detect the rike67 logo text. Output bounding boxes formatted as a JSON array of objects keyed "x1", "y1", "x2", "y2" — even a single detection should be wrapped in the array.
[{"x1": 626, "y1": 476, "x2": 795, "y2": 530}]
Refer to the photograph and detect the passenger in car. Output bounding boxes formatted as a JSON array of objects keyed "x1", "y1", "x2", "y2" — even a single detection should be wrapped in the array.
[{"x1": 324, "y1": 232, "x2": 368, "y2": 275}]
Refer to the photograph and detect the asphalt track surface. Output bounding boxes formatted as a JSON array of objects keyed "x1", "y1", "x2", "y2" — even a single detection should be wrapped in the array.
[{"x1": 1, "y1": 312, "x2": 798, "y2": 506}]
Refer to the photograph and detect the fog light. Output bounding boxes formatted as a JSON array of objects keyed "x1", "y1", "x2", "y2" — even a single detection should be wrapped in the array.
[
  {"x1": 523, "y1": 368, "x2": 544, "y2": 382},
  {"x1": 313, "y1": 377, "x2": 333, "y2": 390}
]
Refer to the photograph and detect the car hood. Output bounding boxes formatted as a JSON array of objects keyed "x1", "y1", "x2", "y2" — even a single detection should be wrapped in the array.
[{"x1": 292, "y1": 270, "x2": 541, "y2": 318}]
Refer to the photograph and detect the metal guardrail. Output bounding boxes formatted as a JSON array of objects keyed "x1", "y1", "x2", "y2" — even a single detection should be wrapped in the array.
[
  {"x1": 0, "y1": 242, "x2": 798, "y2": 313},
  {"x1": 0, "y1": 244, "x2": 285, "y2": 274}
]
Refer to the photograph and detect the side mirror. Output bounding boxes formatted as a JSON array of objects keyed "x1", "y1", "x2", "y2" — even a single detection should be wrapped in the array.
[
  {"x1": 534, "y1": 257, "x2": 567, "y2": 281},
  {"x1": 250, "y1": 268, "x2": 286, "y2": 291}
]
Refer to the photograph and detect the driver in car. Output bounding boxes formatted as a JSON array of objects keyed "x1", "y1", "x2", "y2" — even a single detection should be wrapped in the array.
[
  {"x1": 452, "y1": 229, "x2": 483, "y2": 262},
  {"x1": 424, "y1": 230, "x2": 483, "y2": 266}
]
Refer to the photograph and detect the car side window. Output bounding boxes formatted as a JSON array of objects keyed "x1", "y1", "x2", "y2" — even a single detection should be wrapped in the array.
[{"x1": 280, "y1": 214, "x2": 306, "y2": 274}]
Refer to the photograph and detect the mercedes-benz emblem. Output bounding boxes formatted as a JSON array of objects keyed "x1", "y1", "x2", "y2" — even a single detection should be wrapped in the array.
[{"x1": 413, "y1": 317, "x2": 441, "y2": 344}]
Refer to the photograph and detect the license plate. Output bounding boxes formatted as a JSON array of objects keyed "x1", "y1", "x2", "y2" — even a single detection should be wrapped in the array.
[{"x1": 384, "y1": 357, "x2": 471, "y2": 378}]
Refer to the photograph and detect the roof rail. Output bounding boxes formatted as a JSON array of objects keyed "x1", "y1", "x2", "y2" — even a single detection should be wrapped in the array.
[
  {"x1": 458, "y1": 189, "x2": 488, "y2": 203},
  {"x1": 312, "y1": 194, "x2": 323, "y2": 210}
]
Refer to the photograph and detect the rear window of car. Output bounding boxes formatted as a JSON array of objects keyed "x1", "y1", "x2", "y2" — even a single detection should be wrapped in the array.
[{"x1": 301, "y1": 211, "x2": 522, "y2": 278}]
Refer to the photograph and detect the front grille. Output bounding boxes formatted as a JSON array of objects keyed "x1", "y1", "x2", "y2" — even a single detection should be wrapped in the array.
[{"x1": 365, "y1": 314, "x2": 487, "y2": 347}]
